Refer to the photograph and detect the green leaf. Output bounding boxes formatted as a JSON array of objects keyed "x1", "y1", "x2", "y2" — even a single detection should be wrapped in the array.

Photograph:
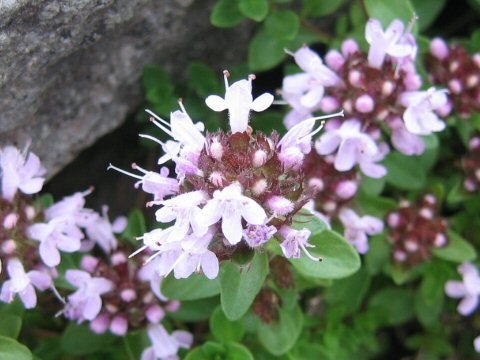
[
  {"x1": 432, "y1": 231, "x2": 477, "y2": 263},
  {"x1": 36, "y1": 193, "x2": 54, "y2": 209},
  {"x1": 142, "y1": 64, "x2": 175, "y2": 103},
  {"x1": 210, "y1": 307, "x2": 246, "y2": 343},
  {"x1": 365, "y1": 233, "x2": 391, "y2": 275},
  {"x1": 287, "y1": 230, "x2": 361, "y2": 279},
  {"x1": 169, "y1": 297, "x2": 218, "y2": 322},
  {"x1": 61, "y1": 323, "x2": 116, "y2": 355},
  {"x1": 384, "y1": 151, "x2": 427, "y2": 190},
  {"x1": 248, "y1": 27, "x2": 287, "y2": 71},
  {"x1": 324, "y1": 268, "x2": 371, "y2": 316},
  {"x1": 356, "y1": 192, "x2": 397, "y2": 218},
  {"x1": 0, "y1": 336, "x2": 32, "y2": 360},
  {"x1": 161, "y1": 273, "x2": 220, "y2": 301},
  {"x1": 302, "y1": 0, "x2": 344, "y2": 17},
  {"x1": 0, "y1": 314, "x2": 22, "y2": 339},
  {"x1": 410, "y1": 0, "x2": 447, "y2": 31},
  {"x1": 257, "y1": 304, "x2": 303, "y2": 355},
  {"x1": 265, "y1": 10, "x2": 300, "y2": 40},
  {"x1": 220, "y1": 252, "x2": 269, "y2": 320},
  {"x1": 121, "y1": 209, "x2": 146, "y2": 244},
  {"x1": 414, "y1": 263, "x2": 447, "y2": 326},
  {"x1": 239, "y1": 0, "x2": 269, "y2": 21},
  {"x1": 186, "y1": 341, "x2": 254, "y2": 360},
  {"x1": 368, "y1": 288, "x2": 415, "y2": 326},
  {"x1": 186, "y1": 62, "x2": 222, "y2": 98},
  {"x1": 364, "y1": 0, "x2": 415, "y2": 26},
  {"x1": 359, "y1": 175, "x2": 386, "y2": 196},
  {"x1": 291, "y1": 208, "x2": 327, "y2": 235},
  {"x1": 210, "y1": 0, "x2": 244, "y2": 28}
]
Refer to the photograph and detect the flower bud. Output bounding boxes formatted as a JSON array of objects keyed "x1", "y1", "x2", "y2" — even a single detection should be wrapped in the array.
[
  {"x1": 405, "y1": 239, "x2": 418, "y2": 252},
  {"x1": 252, "y1": 179, "x2": 268, "y2": 196},
  {"x1": 1, "y1": 239, "x2": 16, "y2": 254},
  {"x1": 434, "y1": 233, "x2": 447, "y2": 247},
  {"x1": 209, "y1": 171, "x2": 223, "y2": 187},
  {"x1": 335, "y1": 180, "x2": 358, "y2": 199},
  {"x1": 24, "y1": 206, "x2": 36, "y2": 220},
  {"x1": 341, "y1": 39, "x2": 359, "y2": 56},
  {"x1": 90, "y1": 314, "x2": 110, "y2": 334},
  {"x1": 381, "y1": 81, "x2": 395, "y2": 97},
  {"x1": 111, "y1": 252, "x2": 127, "y2": 266},
  {"x1": 466, "y1": 75, "x2": 479, "y2": 89},
  {"x1": 430, "y1": 38, "x2": 449, "y2": 60},
  {"x1": 80, "y1": 255, "x2": 99, "y2": 273},
  {"x1": 3, "y1": 213, "x2": 18, "y2": 230},
  {"x1": 166, "y1": 300, "x2": 180, "y2": 312},
  {"x1": 348, "y1": 70, "x2": 363, "y2": 87},
  {"x1": 120, "y1": 288, "x2": 136, "y2": 302},
  {"x1": 110, "y1": 315, "x2": 128, "y2": 336},
  {"x1": 210, "y1": 139, "x2": 223, "y2": 160},
  {"x1": 319, "y1": 96, "x2": 340, "y2": 113},
  {"x1": 325, "y1": 50, "x2": 344, "y2": 70},
  {"x1": 355, "y1": 94, "x2": 374, "y2": 113},
  {"x1": 266, "y1": 196, "x2": 294, "y2": 216},
  {"x1": 146, "y1": 304, "x2": 165, "y2": 323},
  {"x1": 387, "y1": 212, "x2": 400, "y2": 228},
  {"x1": 308, "y1": 178, "x2": 324, "y2": 191},
  {"x1": 448, "y1": 79, "x2": 462, "y2": 94},
  {"x1": 394, "y1": 250, "x2": 407, "y2": 262},
  {"x1": 252, "y1": 150, "x2": 268, "y2": 168}
]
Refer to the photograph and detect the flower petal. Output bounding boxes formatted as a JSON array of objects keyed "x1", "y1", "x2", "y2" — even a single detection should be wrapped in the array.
[
  {"x1": 205, "y1": 95, "x2": 227, "y2": 112},
  {"x1": 251, "y1": 93, "x2": 274, "y2": 112}
]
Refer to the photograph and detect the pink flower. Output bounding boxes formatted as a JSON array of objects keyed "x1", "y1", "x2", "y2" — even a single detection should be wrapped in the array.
[
  {"x1": 365, "y1": 19, "x2": 414, "y2": 69},
  {"x1": 400, "y1": 87, "x2": 448, "y2": 135},
  {"x1": 445, "y1": 262, "x2": 480, "y2": 316},
  {"x1": 141, "y1": 324, "x2": 192, "y2": 360},
  {"x1": 0, "y1": 146, "x2": 46, "y2": 202},
  {"x1": 0, "y1": 258, "x2": 51, "y2": 309},
  {"x1": 206, "y1": 71, "x2": 274, "y2": 133},
  {"x1": 338, "y1": 208, "x2": 383, "y2": 254},
  {"x1": 279, "y1": 227, "x2": 321, "y2": 261},
  {"x1": 197, "y1": 182, "x2": 267, "y2": 245},
  {"x1": 85, "y1": 206, "x2": 127, "y2": 254},
  {"x1": 63, "y1": 270, "x2": 114, "y2": 322}
]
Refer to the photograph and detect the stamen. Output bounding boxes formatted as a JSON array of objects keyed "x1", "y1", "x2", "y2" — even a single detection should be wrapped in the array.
[
  {"x1": 297, "y1": 110, "x2": 344, "y2": 143},
  {"x1": 81, "y1": 186, "x2": 95, "y2": 197},
  {"x1": 162, "y1": 252, "x2": 187, "y2": 276},
  {"x1": 272, "y1": 100, "x2": 289, "y2": 105},
  {"x1": 145, "y1": 110, "x2": 173, "y2": 137},
  {"x1": 107, "y1": 163, "x2": 143, "y2": 180},
  {"x1": 177, "y1": 98, "x2": 187, "y2": 114},
  {"x1": 50, "y1": 283, "x2": 66, "y2": 304},
  {"x1": 139, "y1": 134, "x2": 165, "y2": 146},
  {"x1": 223, "y1": 70, "x2": 230, "y2": 89},
  {"x1": 284, "y1": 48, "x2": 295, "y2": 56},
  {"x1": 129, "y1": 245, "x2": 148, "y2": 258},
  {"x1": 300, "y1": 243, "x2": 323, "y2": 261},
  {"x1": 144, "y1": 250, "x2": 163, "y2": 265},
  {"x1": 131, "y1": 163, "x2": 148, "y2": 174}
]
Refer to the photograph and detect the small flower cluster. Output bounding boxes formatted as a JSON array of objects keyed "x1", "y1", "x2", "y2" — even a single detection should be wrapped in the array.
[
  {"x1": 282, "y1": 17, "x2": 449, "y2": 178},
  {"x1": 445, "y1": 262, "x2": 480, "y2": 353},
  {"x1": 110, "y1": 71, "x2": 341, "y2": 280},
  {"x1": 302, "y1": 151, "x2": 383, "y2": 253},
  {"x1": 387, "y1": 194, "x2": 448, "y2": 266},
  {"x1": 0, "y1": 145, "x2": 192, "y2": 359},
  {"x1": 0, "y1": 146, "x2": 52, "y2": 308},
  {"x1": 426, "y1": 38, "x2": 480, "y2": 117},
  {"x1": 462, "y1": 135, "x2": 480, "y2": 192}
]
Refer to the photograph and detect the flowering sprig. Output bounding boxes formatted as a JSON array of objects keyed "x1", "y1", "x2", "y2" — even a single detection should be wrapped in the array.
[{"x1": 109, "y1": 71, "x2": 344, "y2": 280}]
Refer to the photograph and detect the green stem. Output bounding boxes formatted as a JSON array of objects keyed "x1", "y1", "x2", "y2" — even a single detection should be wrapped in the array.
[{"x1": 122, "y1": 336, "x2": 135, "y2": 360}]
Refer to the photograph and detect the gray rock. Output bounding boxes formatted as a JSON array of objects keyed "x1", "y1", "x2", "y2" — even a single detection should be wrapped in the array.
[{"x1": 0, "y1": 0, "x2": 252, "y2": 178}]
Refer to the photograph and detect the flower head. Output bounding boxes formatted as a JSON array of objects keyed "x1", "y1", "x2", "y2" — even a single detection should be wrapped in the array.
[
  {"x1": 206, "y1": 71, "x2": 274, "y2": 133},
  {"x1": 0, "y1": 146, "x2": 46, "y2": 202}
]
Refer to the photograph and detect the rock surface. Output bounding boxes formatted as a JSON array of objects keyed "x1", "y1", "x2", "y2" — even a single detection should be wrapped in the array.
[{"x1": 0, "y1": 0, "x2": 252, "y2": 177}]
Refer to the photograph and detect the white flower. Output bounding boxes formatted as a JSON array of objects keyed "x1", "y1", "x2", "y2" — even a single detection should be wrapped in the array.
[
  {"x1": 141, "y1": 324, "x2": 192, "y2": 360},
  {"x1": 400, "y1": 87, "x2": 448, "y2": 135},
  {"x1": 197, "y1": 182, "x2": 267, "y2": 245},
  {"x1": 365, "y1": 18, "x2": 414, "y2": 68},
  {"x1": 152, "y1": 190, "x2": 209, "y2": 243},
  {"x1": 206, "y1": 72, "x2": 274, "y2": 133},
  {"x1": 445, "y1": 262, "x2": 480, "y2": 316}
]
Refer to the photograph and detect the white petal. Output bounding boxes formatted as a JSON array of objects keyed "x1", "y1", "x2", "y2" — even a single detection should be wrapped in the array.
[
  {"x1": 205, "y1": 95, "x2": 227, "y2": 112},
  {"x1": 197, "y1": 200, "x2": 222, "y2": 227},
  {"x1": 251, "y1": 93, "x2": 274, "y2": 112},
  {"x1": 240, "y1": 197, "x2": 267, "y2": 225},
  {"x1": 200, "y1": 251, "x2": 219, "y2": 279},
  {"x1": 445, "y1": 281, "x2": 466, "y2": 298},
  {"x1": 221, "y1": 204, "x2": 243, "y2": 245}
]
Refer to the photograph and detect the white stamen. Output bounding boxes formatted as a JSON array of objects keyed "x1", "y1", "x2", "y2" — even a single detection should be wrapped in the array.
[
  {"x1": 107, "y1": 163, "x2": 143, "y2": 180},
  {"x1": 129, "y1": 245, "x2": 148, "y2": 258},
  {"x1": 131, "y1": 163, "x2": 148, "y2": 174},
  {"x1": 300, "y1": 243, "x2": 322, "y2": 261},
  {"x1": 222, "y1": 70, "x2": 230, "y2": 89},
  {"x1": 297, "y1": 110, "x2": 344, "y2": 143},
  {"x1": 139, "y1": 134, "x2": 165, "y2": 146}
]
